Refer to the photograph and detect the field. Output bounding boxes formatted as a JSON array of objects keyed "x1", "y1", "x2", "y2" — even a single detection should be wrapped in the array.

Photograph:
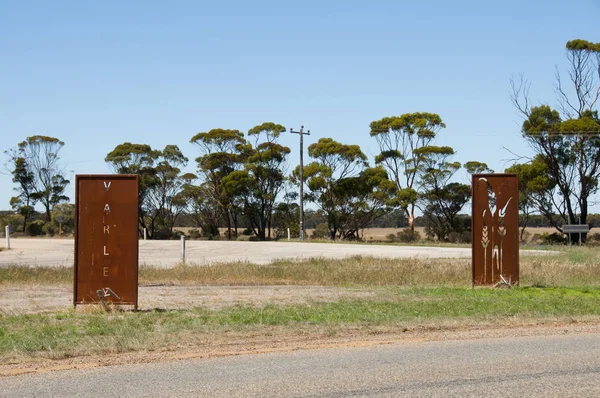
[
  {"x1": 2, "y1": 245, "x2": 600, "y2": 373},
  {"x1": 173, "y1": 226, "x2": 591, "y2": 242}
]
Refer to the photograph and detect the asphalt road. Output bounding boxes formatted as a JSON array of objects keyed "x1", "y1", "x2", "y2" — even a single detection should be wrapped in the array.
[
  {"x1": 3, "y1": 333, "x2": 599, "y2": 397},
  {"x1": 0, "y1": 238, "x2": 552, "y2": 267}
]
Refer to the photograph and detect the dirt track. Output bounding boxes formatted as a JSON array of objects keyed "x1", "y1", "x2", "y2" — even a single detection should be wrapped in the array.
[
  {"x1": 0, "y1": 284, "x2": 378, "y2": 315},
  {"x1": 0, "y1": 238, "x2": 555, "y2": 268}
]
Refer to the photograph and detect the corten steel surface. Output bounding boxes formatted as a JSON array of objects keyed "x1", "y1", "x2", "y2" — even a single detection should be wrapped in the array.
[
  {"x1": 472, "y1": 174, "x2": 519, "y2": 285},
  {"x1": 74, "y1": 175, "x2": 139, "y2": 307}
]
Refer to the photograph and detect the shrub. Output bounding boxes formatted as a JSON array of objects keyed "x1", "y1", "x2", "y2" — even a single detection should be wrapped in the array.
[
  {"x1": 188, "y1": 229, "x2": 201, "y2": 240},
  {"x1": 396, "y1": 229, "x2": 421, "y2": 243},
  {"x1": 42, "y1": 222, "x2": 57, "y2": 236},
  {"x1": 26, "y1": 220, "x2": 45, "y2": 236},
  {"x1": 586, "y1": 233, "x2": 600, "y2": 246},
  {"x1": 170, "y1": 230, "x2": 185, "y2": 240},
  {"x1": 447, "y1": 231, "x2": 461, "y2": 243},
  {"x1": 200, "y1": 224, "x2": 220, "y2": 239},
  {"x1": 541, "y1": 232, "x2": 568, "y2": 245},
  {"x1": 461, "y1": 231, "x2": 472, "y2": 244},
  {"x1": 311, "y1": 223, "x2": 329, "y2": 239},
  {"x1": 530, "y1": 233, "x2": 542, "y2": 244},
  {"x1": 520, "y1": 229, "x2": 531, "y2": 243}
]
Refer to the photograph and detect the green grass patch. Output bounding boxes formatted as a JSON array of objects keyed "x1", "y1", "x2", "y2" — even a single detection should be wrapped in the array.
[{"x1": 2, "y1": 286, "x2": 600, "y2": 362}]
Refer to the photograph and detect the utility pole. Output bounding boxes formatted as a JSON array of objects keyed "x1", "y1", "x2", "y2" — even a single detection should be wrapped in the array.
[{"x1": 290, "y1": 125, "x2": 310, "y2": 240}]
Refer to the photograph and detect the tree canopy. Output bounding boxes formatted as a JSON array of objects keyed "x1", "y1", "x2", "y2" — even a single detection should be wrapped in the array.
[{"x1": 511, "y1": 39, "x2": 600, "y2": 236}]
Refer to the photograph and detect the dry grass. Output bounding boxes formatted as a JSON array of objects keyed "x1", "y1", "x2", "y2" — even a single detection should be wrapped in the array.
[
  {"x1": 140, "y1": 256, "x2": 470, "y2": 287},
  {"x1": 2, "y1": 246, "x2": 599, "y2": 288}
]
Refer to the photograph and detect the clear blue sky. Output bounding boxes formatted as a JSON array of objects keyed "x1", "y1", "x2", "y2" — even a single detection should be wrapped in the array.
[{"x1": 1, "y1": 0, "x2": 599, "y2": 210}]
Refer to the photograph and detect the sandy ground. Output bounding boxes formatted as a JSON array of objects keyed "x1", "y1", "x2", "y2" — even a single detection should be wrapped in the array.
[{"x1": 0, "y1": 238, "x2": 555, "y2": 268}]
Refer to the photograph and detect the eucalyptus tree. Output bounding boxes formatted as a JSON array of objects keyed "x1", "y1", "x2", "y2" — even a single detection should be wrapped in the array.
[
  {"x1": 105, "y1": 142, "x2": 158, "y2": 235},
  {"x1": 146, "y1": 145, "x2": 189, "y2": 238},
  {"x1": 271, "y1": 190, "x2": 300, "y2": 238},
  {"x1": 416, "y1": 146, "x2": 470, "y2": 241},
  {"x1": 222, "y1": 122, "x2": 289, "y2": 240},
  {"x1": 369, "y1": 112, "x2": 446, "y2": 230},
  {"x1": 511, "y1": 39, "x2": 600, "y2": 237},
  {"x1": 296, "y1": 137, "x2": 394, "y2": 240},
  {"x1": 464, "y1": 161, "x2": 493, "y2": 175},
  {"x1": 105, "y1": 143, "x2": 189, "y2": 238},
  {"x1": 7, "y1": 156, "x2": 36, "y2": 231},
  {"x1": 505, "y1": 157, "x2": 555, "y2": 241},
  {"x1": 6, "y1": 135, "x2": 69, "y2": 223},
  {"x1": 177, "y1": 178, "x2": 222, "y2": 238},
  {"x1": 190, "y1": 128, "x2": 246, "y2": 239}
]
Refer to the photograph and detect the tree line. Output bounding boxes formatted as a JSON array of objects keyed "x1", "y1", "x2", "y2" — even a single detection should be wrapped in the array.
[
  {"x1": 5, "y1": 118, "x2": 486, "y2": 241},
  {"x1": 4, "y1": 39, "x2": 600, "y2": 242}
]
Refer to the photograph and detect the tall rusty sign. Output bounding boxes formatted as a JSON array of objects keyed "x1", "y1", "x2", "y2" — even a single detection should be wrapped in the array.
[
  {"x1": 74, "y1": 175, "x2": 139, "y2": 308},
  {"x1": 472, "y1": 174, "x2": 519, "y2": 286}
]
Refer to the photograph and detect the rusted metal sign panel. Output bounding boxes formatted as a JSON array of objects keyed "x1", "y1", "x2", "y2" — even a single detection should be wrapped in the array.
[
  {"x1": 74, "y1": 175, "x2": 139, "y2": 308},
  {"x1": 472, "y1": 174, "x2": 519, "y2": 286}
]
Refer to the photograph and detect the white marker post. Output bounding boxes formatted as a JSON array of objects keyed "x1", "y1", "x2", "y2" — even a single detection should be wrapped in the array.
[
  {"x1": 5, "y1": 226, "x2": 10, "y2": 249},
  {"x1": 143, "y1": 228, "x2": 147, "y2": 241},
  {"x1": 180, "y1": 235, "x2": 186, "y2": 262},
  {"x1": 287, "y1": 228, "x2": 290, "y2": 241}
]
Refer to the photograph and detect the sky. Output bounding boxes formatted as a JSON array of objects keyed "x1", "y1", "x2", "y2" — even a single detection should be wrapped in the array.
[{"x1": 1, "y1": 0, "x2": 600, "y2": 211}]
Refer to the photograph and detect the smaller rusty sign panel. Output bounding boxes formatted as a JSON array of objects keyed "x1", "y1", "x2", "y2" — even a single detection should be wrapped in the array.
[
  {"x1": 74, "y1": 175, "x2": 139, "y2": 307},
  {"x1": 472, "y1": 174, "x2": 519, "y2": 286}
]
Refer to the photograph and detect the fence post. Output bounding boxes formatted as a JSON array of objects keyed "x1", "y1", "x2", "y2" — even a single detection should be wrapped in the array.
[
  {"x1": 143, "y1": 228, "x2": 147, "y2": 240},
  {"x1": 287, "y1": 228, "x2": 290, "y2": 241},
  {"x1": 181, "y1": 235, "x2": 186, "y2": 262},
  {"x1": 5, "y1": 226, "x2": 9, "y2": 249}
]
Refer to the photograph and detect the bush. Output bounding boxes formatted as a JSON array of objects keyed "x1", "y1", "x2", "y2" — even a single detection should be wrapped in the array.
[
  {"x1": 170, "y1": 230, "x2": 185, "y2": 240},
  {"x1": 26, "y1": 220, "x2": 45, "y2": 236},
  {"x1": 311, "y1": 223, "x2": 329, "y2": 239},
  {"x1": 188, "y1": 229, "x2": 201, "y2": 240},
  {"x1": 530, "y1": 233, "x2": 542, "y2": 244},
  {"x1": 42, "y1": 222, "x2": 57, "y2": 236},
  {"x1": 200, "y1": 224, "x2": 220, "y2": 239},
  {"x1": 447, "y1": 231, "x2": 461, "y2": 243},
  {"x1": 461, "y1": 231, "x2": 472, "y2": 244},
  {"x1": 586, "y1": 233, "x2": 600, "y2": 246},
  {"x1": 395, "y1": 229, "x2": 421, "y2": 243},
  {"x1": 387, "y1": 228, "x2": 421, "y2": 243},
  {"x1": 541, "y1": 232, "x2": 568, "y2": 245}
]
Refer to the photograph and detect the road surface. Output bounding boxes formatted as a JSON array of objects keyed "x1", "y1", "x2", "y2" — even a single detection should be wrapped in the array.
[
  {"x1": 2, "y1": 332, "x2": 599, "y2": 397},
  {"x1": 0, "y1": 238, "x2": 552, "y2": 267}
]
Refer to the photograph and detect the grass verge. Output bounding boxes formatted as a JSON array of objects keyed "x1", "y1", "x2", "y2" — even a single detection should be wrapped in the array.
[
  {"x1": 2, "y1": 286, "x2": 600, "y2": 362},
  {"x1": 1, "y1": 247, "x2": 600, "y2": 287}
]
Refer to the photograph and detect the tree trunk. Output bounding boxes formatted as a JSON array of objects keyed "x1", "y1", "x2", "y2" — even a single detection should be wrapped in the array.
[
  {"x1": 44, "y1": 204, "x2": 51, "y2": 222},
  {"x1": 226, "y1": 209, "x2": 232, "y2": 240},
  {"x1": 233, "y1": 211, "x2": 239, "y2": 238}
]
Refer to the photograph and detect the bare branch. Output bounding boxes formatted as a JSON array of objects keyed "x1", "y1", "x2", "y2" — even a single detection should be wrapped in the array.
[
  {"x1": 501, "y1": 145, "x2": 531, "y2": 167},
  {"x1": 555, "y1": 66, "x2": 577, "y2": 119},
  {"x1": 510, "y1": 74, "x2": 531, "y2": 118}
]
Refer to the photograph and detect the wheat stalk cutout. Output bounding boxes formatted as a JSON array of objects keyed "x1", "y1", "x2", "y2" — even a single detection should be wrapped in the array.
[
  {"x1": 497, "y1": 197, "x2": 513, "y2": 277},
  {"x1": 481, "y1": 209, "x2": 489, "y2": 283}
]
